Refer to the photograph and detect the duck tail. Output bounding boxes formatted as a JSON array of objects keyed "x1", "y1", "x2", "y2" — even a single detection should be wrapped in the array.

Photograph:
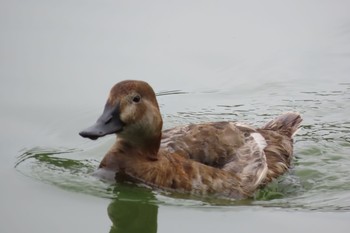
[{"x1": 261, "y1": 112, "x2": 302, "y2": 138}]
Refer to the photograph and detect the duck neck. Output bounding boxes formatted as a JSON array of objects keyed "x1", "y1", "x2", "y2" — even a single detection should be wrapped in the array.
[
  {"x1": 118, "y1": 107, "x2": 163, "y2": 160},
  {"x1": 140, "y1": 134, "x2": 162, "y2": 160},
  {"x1": 117, "y1": 133, "x2": 161, "y2": 161}
]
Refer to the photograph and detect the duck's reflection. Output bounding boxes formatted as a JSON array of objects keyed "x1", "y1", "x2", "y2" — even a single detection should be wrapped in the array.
[{"x1": 108, "y1": 186, "x2": 158, "y2": 233}]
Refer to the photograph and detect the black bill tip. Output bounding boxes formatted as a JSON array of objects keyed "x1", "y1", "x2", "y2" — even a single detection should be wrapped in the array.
[{"x1": 79, "y1": 130, "x2": 100, "y2": 140}]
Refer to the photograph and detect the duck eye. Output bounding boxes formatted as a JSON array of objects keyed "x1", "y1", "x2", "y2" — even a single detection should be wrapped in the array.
[{"x1": 132, "y1": 95, "x2": 141, "y2": 103}]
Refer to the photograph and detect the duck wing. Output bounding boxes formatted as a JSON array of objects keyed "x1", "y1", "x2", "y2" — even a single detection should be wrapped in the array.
[
  {"x1": 161, "y1": 112, "x2": 302, "y2": 189},
  {"x1": 222, "y1": 129, "x2": 268, "y2": 191},
  {"x1": 161, "y1": 122, "x2": 246, "y2": 167},
  {"x1": 161, "y1": 122, "x2": 268, "y2": 190}
]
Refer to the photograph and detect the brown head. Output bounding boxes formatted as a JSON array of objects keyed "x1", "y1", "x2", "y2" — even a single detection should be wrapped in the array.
[{"x1": 79, "y1": 80, "x2": 163, "y2": 155}]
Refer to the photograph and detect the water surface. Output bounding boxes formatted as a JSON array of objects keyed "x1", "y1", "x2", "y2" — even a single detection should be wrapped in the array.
[{"x1": 1, "y1": 0, "x2": 350, "y2": 232}]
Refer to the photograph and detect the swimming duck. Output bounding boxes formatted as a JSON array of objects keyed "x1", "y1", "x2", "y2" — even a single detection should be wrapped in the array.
[{"x1": 79, "y1": 80, "x2": 302, "y2": 199}]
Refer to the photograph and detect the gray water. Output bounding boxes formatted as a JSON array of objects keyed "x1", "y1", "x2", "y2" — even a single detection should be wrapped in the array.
[{"x1": 1, "y1": 1, "x2": 350, "y2": 232}]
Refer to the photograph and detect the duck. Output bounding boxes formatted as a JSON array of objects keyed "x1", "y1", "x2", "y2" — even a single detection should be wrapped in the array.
[{"x1": 79, "y1": 80, "x2": 302, "y2": 199}]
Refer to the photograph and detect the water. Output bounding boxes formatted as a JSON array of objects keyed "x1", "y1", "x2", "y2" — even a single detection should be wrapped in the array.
[{"x1": 1, "y1": 0, "x2": 350, "y2": 232}]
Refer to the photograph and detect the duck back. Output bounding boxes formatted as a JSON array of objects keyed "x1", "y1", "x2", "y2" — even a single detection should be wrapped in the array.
[{"x1": 161, "y1": 112, "x2": 302, "y2": 188}]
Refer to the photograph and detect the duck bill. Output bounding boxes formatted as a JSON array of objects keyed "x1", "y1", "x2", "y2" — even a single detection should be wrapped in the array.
[{"x1": 79, "y1": 103, "x2": 124, "y2": 140}]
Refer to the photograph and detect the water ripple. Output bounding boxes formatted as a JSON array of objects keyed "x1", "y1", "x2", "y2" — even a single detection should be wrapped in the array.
[{"x1": 15, "y1": 83, "x2": 350, "y2": 212}]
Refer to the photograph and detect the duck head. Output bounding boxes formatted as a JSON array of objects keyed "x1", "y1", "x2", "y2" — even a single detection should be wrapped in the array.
[{"x1": 79, "y1": 80, "x2": 163, "y2": 152}]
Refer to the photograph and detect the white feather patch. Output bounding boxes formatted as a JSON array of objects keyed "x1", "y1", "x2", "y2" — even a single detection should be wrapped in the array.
[
  {"x1": 291, "y1": 128, "x2": 301, "y2": 138},
  {"x1": 232, "y1": 122, "x2": 255, "y2": 131},
  {"x1": 251, "y1": 133, "x2": 267, "y2": 151},
  {"x1": 92, "y1": 168, "x2": 116, "y2": 182}
]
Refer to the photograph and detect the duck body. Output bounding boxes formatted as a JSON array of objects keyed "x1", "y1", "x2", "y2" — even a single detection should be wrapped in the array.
[{"x1": 80, "y1": 80, "x2": 302, "y2": 199}]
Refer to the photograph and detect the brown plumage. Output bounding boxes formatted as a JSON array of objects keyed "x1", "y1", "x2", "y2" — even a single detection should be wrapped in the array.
[{"x1": 79, "y1": 80, "x2": 302, "y2": 199}]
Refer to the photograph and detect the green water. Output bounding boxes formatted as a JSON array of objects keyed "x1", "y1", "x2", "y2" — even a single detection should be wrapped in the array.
[{"x1": 2, "y1": 0, "x2": 350, "y2": 232}]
